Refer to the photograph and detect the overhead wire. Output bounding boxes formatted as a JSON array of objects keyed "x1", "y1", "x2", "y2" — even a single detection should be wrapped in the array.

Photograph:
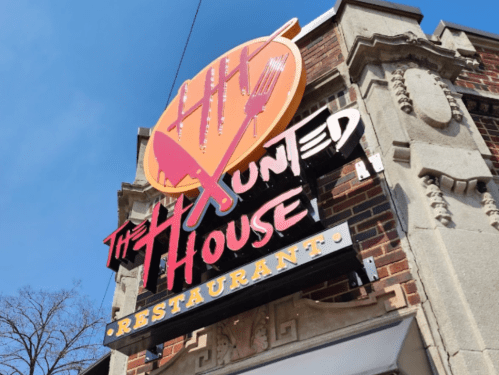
[
  {"x1": 82, "y1": 0, "x2": 203, "y2": 365},
  {"x1": 165, "y1": 0, "x2": 203, "y2": 108}
]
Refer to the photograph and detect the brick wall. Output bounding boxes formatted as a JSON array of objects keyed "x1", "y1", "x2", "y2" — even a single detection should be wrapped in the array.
[
  {"x1": 126, "y1": 337, "x2": 185, "y2": 375},
  {"x1": 469, "y1": 113, "x2": 499, "y2": 176},
  {"x1": 303, "y1": 159, "x2": 420, "y2": 306},
  {"x1": 455, "y1": 46, "x2": 499, "y2": 177},
  {"x1": 127, "y1": 158, "x2": 420, "y2": 375},
  {"x1": 126, "y1": 23, "x2": 411, "y2": 374},
  {"x1": 297, "y1": 24, "x2": 344, "y2": 84},
  {"x1": 455, "y1": 47, "x2": 499, "y2": 94},
  {"x1": 128, "y1": 272, "x2": 181, "y2": 374}
]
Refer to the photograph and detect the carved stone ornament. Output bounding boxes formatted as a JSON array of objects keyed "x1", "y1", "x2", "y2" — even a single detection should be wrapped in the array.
[
  {"x1": 216, "y1": 305, "x2": 269, "y2": 365},
  {"x1": 346, "y1": 32, "x2": 467, "y2": 83},
  {"x1": 391, "y1": 69, "x2": 413, "y2": 114},
  {"x1": 481, "y1": 192, "x2": 499, "y2": 230},
  {"x1": 149, "y1": 286, "x2": 408, "y2": 375},
  {"x1": 427, "y1": 70, "x2": 463, "y2": 122},
  {"x1": 421, "y1": 175, "x2": 452, "y2": 226}
]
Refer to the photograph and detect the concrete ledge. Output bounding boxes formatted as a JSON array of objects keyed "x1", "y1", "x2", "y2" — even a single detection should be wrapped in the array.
[
  {"x1": 434, "y1": 20, "x2": 499, "y2": 42},
  {"x1": 334, "y1": 0, "x2": 423, "y2": 23}
]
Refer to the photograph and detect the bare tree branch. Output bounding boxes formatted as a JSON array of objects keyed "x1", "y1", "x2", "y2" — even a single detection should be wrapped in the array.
[{"x1": 0, "y1": 283, "x2": 106, "y2": 375}]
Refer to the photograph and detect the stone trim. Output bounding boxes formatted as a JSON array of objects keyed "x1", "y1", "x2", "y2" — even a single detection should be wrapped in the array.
[
  {"x1": 347, "y1": 32, "x2": 466, "y2": 82},
  {"x1": 434, "y1": 20, "x2": 499, "y2": 43},
  {"x1": 334, "y1": 0, "x2": 423, "y2": 22}
]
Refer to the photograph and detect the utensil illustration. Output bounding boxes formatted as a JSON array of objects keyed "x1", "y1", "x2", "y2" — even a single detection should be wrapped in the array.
[
  {"x1": 184, "y1": 54, "x2": 289, "y2": 230},
  {"x1": 153, "y1": 131, "x2": 233, "y2": 213}
]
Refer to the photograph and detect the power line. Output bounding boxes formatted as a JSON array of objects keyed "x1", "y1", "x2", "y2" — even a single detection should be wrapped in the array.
[
  {"x1": 165, "y1": 0, "x2": 203, "y2": 108},
  {"x1": 82, "y1": 271, "x2": 113, "y2": 363}
]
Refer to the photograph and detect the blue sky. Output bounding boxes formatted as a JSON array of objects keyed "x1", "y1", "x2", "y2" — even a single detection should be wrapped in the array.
[{"x1": 0, "y1": 0, "x2": 496, "y2": 334}]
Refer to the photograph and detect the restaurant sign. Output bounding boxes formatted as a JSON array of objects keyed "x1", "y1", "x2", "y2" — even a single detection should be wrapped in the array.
[
  {"x1": 103, "y1": 18, "x2": 365, "y2": 353},
  {"x1": 104, "y1": 223, "x2": 355, "y2": 353}
]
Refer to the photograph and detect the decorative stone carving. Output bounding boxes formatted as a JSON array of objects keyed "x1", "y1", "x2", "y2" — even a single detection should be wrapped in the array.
[
  {"x1": 347, "y1": 32, "x2": 466, "y2": 83},
  {"x1": 268, "y1": 297, "x2": 298, "y2": 348},
  {"x1": 216, "y1": 305, "x2": 269, "y2": 365},
  {"x1": 481, "y1": 192, "x2": 499, "y2": 230},
  {"x1": 151, "y1": 286, "x2": 409, "y2": 375},
  {"x1": 391, "y1": 69, "x2": 413, "y2": 113},
  {"x1": 464, "y1": 57, "x2": 480, "y2": 70},
  {"x1": 402, "y1": 68, "x2": 452, "y2": 128},
  {"x1": 428, "y1": 71, "x2": 463, "y2": 122},
  {"x1": 192, "y1": 329, "x2": 217, "y2": 373},
  {"x1": 421, "y1": 175, "x2": 452, "y2": 226},
  {"x1": 403, "y1": 31, "x2": 420, "y2": 45}
]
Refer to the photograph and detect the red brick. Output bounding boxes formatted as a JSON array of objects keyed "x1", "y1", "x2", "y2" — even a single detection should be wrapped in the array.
[
  {"x1": 366, "y1": 185, "x2": 383, "y2": 198},
  {"x1": 302, "y1": 282, "x2": 326, "y2": 294},
  {"x1": 173, "y1": 342, "x2": 184, "y2": 353},
  {"x1": 127, "y1": 357, "x2": 145, "y2": 370},
  {"x1": 360, "y1": 229, "x2": 398, "y2": 250},
  {"x1": 377, "y1": 266, "x2": 389, "y2": 279},
  {"x1": 467, "y1": 72, "x2": 489, "y2": 80},
  {"x1": 356, "y1": 211, "x2": 394, "y2": 232},
  {"x1": 408, "y1": 293, "x2": 421, "y2": 305},
  {"x1": 326, "y1": 274, "x2": 349, "y2": 286},
  {"x1": 360, "y1": 245, "x2": 384, "y2": 258},
  {"x1": 332, "y1": 193, "x2": 367, "y2": 212},
  {"x1": 332, "y1": 182, "x2": 351, "y2": 196},
  {"x1": 129, "y1": 354, "x2": 138, "y2": 360},
  {"x1": 309, "y1": 281, "x2": 349, "y2": 300},
  {"x1": 342, "y1": 163, "x2": 356, "y2": 175},
  {"x1": 349, "y1": 178, "x2": 378, "y2": 195},
  {"x1": 403, "y1": 280, "x2": 417, "y2": 294},
  {"x1": 162, "y1": 345, "x2": 173, "y2": 357},
  {"x1": 389, "y1": 259, "x2": 409, "y2": 274},
  {"x1": 374, "y1": 270, "x2": 412, "y2": 290},
  {"x1": 374, "y1": 249, "x2": 406, "y2": 268}
]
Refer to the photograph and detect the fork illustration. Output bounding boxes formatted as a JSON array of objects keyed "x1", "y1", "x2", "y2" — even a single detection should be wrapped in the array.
[{"x1": 184, "y1": 54, "x2": 289, "y2": 230}]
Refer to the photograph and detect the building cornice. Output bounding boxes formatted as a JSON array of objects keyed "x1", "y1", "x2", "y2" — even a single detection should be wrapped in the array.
[
  {"x1": 347, "y1": 32, "x2": 466, "y2": 82},
  {"x1": 434, "y1": 20, "x2": 499, "y2": 43},
  {"x1": 334, "y1": 0, "x2": 422, "y2": 23}
]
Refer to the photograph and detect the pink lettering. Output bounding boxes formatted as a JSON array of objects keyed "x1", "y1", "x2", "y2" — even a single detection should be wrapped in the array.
[
  {"x1": 202, "y1": 230, "x2": 226, "y2": 264},
  {"x1": 226, "y1": 215, "x2": 251, "y2": 251},
  {"x1": 232, "y1": 162, "x2": 259, "y2": 194},
  {"x1": 250, "y1": 187, "x2": 306, "y2": 248},
  {"x1": 260, "y1": 145, "x2": 288, "y2": 181}
]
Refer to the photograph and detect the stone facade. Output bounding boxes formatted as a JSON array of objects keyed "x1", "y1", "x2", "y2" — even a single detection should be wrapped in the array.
[{"x1": 107, "y1": 1, "x2": 499, "y2": 374}]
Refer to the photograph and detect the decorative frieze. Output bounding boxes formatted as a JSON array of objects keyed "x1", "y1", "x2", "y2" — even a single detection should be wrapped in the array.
[
  {"x1": 428, "y1": 71, "x2": 463, "y2": 122},
  {"x1": 391, "y1": 69, "x2": 413, "y2": 114},
  {"x1": 216, "y1": 305, "x2": 269, "y2": 365},
  {"x1": 421, "y1": 175, "x2": 452, "y2": 226},
  {"x1": 481, "y1": 192, "x2": 499, "y2": 230}
]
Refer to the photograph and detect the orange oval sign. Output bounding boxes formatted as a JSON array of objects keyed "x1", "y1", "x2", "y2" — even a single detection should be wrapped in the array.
[{"x1": 144, "y1": 20, "x2": 305, "y2": 199}]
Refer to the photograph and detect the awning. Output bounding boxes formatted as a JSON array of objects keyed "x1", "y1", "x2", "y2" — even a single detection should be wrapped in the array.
[{"x1": 234, "y1": 317, "x2": 433, "y2": 375}]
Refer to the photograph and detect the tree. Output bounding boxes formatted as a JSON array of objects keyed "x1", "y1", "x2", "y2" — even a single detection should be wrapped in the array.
[{"x1": 0, "y1": 283, "x2": 106, "y2": 375}]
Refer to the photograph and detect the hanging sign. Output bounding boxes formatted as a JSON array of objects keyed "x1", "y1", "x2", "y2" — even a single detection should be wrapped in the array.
[
  {"x1": 143, "y1": 18, "x2": 306, "y2": 231},
  {"x1": 104, "y1": 223, "x2": 357, "y2": 354},
  {"x1": 104, "y1": 106, "x2": 363, "y2": 292},
  {"x1": 103, "y1": 18, "x2": 366, "y2": 353}
]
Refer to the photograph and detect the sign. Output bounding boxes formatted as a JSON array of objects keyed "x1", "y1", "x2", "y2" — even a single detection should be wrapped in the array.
[
  {"x1": 104, "y1": 106, "x2": 364, "y2": 292},
  {"x1": 104, "y1": 223, "x2": 357, "y2": 354},
  {"x1": 103, "y1": 18, "x2": 366, "y2": 353},
  {"x1": 144, "y1": 18, "x2": 306, "y2": 231}
]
